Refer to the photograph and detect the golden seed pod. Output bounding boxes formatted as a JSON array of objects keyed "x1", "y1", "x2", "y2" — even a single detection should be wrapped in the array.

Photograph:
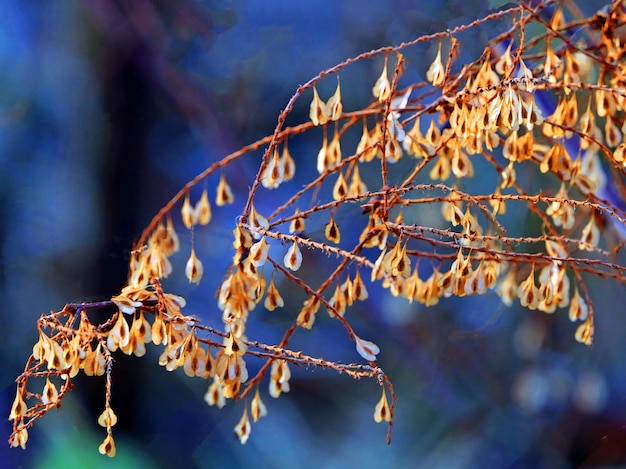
[
  {"x1": 251, "y1": 388, "x2": 268, "y2": 423},
  {"x1": 372, "y1": 58, "x2": 391, "y2": 102},
  {"x1": 234, "y1": 407, "x2": 251, "y2": 444},
  {"x1": 216, "y1": 174, "x2": 234, "y2": 206},
  {"x1": 181, "y1": 193, "x2": 196, "y2": 229},
  {"x1": 426, "y1": 43, "x2": 445, "y2": 86},
  {"x1": 325, "y1": 215, "x2": 341, "y2": 244},
  {"x1": 98, "y1": 434, "x2": 116, "y2": 458},
  {"x1": 264, "y1": 277, "x2": 284, "y2": 311},
  {"x1": 284, "y1": 241, "x2": 302, "y2": 271},
  {"x1": 309, "y1": 86, "x2": 329, "y2": 126},
  {"x1": 195, "y1": 187, "x2": 212, "y2": 225},
  {"x1": 185, "y1": 248, "x2": 204, "y2": 285},
  {"x1": 269, "y1": 360, "x2": 291, "y2": 398},
  {"x1": 374, "y1": 388, "x2": 392, "y2": 423},
  {"x1": 325, "y1": 79, "x2": 343, "y2": 121},
  {"x1": 98, "y1": 407, "x2": 118, "y2": 428},
  {"x1": 355, "y1": 335, "x2": 380, "y2": 362}
]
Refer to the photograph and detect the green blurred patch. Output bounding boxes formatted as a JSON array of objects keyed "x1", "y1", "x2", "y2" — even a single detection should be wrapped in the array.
[{"x1": 34, "y1": 424, "x2": 154, "y2": 469}]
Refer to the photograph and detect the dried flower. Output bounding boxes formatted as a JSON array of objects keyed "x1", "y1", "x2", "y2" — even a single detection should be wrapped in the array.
[
  {"x1": 309, "y1": 86, "x2": 328, "y2": 126},
  {"x1": 249, "y1": 236, "x2": 270, "y2": 267},
  {"x1": 111, "y1": 294, "x2": 142, "y2": 315},
  {"x1": 575, "y1": 316, "x2": 594, "y2": 346},
  {"x1": 332, "y1": 171, "x2": 348, "y2": 201},
  {"x1": 495, "y1": 42, "x2": 513, "y2": 75},
  {"x1": 374, "y1": 388, "x2": 392, "y2": 423},
  {"x1": 269, "y1": 360, "x2": 291, "y2": 398},
  {"x1": 296, "y1": 296, "x2": 319, "y2": 329},
  {"x1": 205, "y1": 377, "x2": 226, "y2": 409},
  {"x1": 325, "y1": 78, "x2": 343, "y2": 121},
  {"x1": 326, "y1": 133, "x2": 342, "y2": 171},
  {"x1": 264, "y1": 277, "x2": 284, "y2": 311},
  {"x1": 284, "y1": 241, "x2": 302, "y2": 271},
  {"x1": 372, "y1": 57, "x2": 391, "y2": 102},
  {"x1": 579, "y1": 214, "x2": 600, "y2": 250},
  {"x1": 251, "y1": 388, "x2": 268, "y2": 422},
  {"x1": 569, "y1": 287, "x2": 589, "y2": 322},
  {"x1": 348, "y1": 165, "x2": 367, "y2": 196},
  {"x1": 98, "y1": 434, "x2": 116, "y2": 457},
  {"x1": 328, "y1": 283, "x2": 347, "y2": 318},
  {"x1": 185, "y1": 247, "x2": 204, "y2": 285},
  {"x1": 9, "y1": 426, "x2": 28, "y2": 450},
  {"x1": 41, "y1": 377, "x2": 59, "y2": 405},
  {"x1": 426, "y1": 43, "x2": 445, "y2": 86},
  {"x1": 98, "y1": 407, "x2": 118, "y2": 428},
  {"x1": 107, "y1": 313, "x2": 130, "y2": 352},
  {"x1": 181, "y1": 192, "x2": 196, "y2": 229},
  {"x1": 351, "y1": 270, "x2": 369, "y2": 302},
  {"x1": 249, "y1": 205, "x2": 269, "y2": 239},
  {"x1": 261, "y1": 148, "x2": 284, "y2": 189},
  {"x1": 517, "y1": 266, "x2": 539, "y2": 310},
  {"x1": 289, "y1": 209, "x2": 305, "y2": 234},
  {"x1": 9, "y1": 389, "x2": 26, "y2": 421},
  {"x1": 234, "y1": 407, "x2": 251, "y2": 444},
  {"x1": 325, "y1": 215, "x2": 341, "y2": 244},
  {"x1": 216, "y1": 174, "x2": 235, "y2": 206},
  {"x1": 195, "y1": 187, "x2": 212, "y2": 225},
  {"x1": 355, "y1": 335, "x2": 380, "y2": 361}
]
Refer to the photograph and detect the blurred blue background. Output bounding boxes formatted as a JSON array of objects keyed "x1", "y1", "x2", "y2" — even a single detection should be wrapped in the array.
[{"x1": 1, "y1": 1, "x2": 626, "y2": 468}]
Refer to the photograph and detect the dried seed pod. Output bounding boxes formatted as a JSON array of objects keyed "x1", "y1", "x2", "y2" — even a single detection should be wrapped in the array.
[
  {"x1": 309, "y1": 86, "x2": 328, "y2": 126},
  {"x1": 264, "y1": 277, "x2": 284, "y2": 311},
  {"x1": 9, "y1": 427, "x2": 28, "y2": 450},
  {"x1": 284, "y1": 241, "x2": 302, "y2": 271},
  {"x1": 426, "y1": 42, "x2": 445, "y2": 86},
  {"x1": 280, "y1": 145, "x2": 296, "y2": 182},
  {"x1": 296, "y1": 297, "x2": 319, "y2": 329},
  {"x1": 327, "y1": 283, "x2": 347, "y2": 318},
  {"x1": 569, "y1": 287, "x2": 589, "y2": 322},
  {"x1": 517, "y1": 266, "x2": 539, "y2": 310},
  {"x1": 325, "y1": 215, "x2": 341, "y2": 244},
  {"x1": 41, "y1": 377, "x2": 59, "y2": 406},
  {"x1": 98, "y1": 407, "x2": 118, "y2": 428},
  {"x1": 249, "y1": 237, "x2": 270, "y2": 267},
  {"x1": 289, "y1": 209, "x2": 305, "y2": 234},
  {"x1": 181, "y1": 193, "x2": 196, "y2": 229},
  {"x1": 348, "y1": 165, "x2": 368, "y2": 196},
  {"x1": 107, "y1": 312, "x2": 130, "y2": 351},
  {"x1": 269, "y1": 360, "x2": 291, "y2": 398},
  {"x1": 216, "y1": 174, "x2": 234, "y2": 206},
  {"x1": 185, "y1": 248, "x2": 204, "y2": 285},
  {"x1": 9, "y1": 389, "x2": 26, "y2": 421},
  {"x1": 251, "y1": 388, "x2": 268, "y2": 422},
  {"x1": 373, "y1": 388, "x2": 392, "y2": 423},
  {"x1": 98, "y1": 434, "x2": 116, "y2": 457},
  {"x1": 260, "y1": 148, "x2": 284, "y2": 189},
  {"x1": 325, "y1": 78, "x2": 343, "y2": 121},
  {"x1": 332, "y1": 171, "x2": 348, "y2": 201},
  {"x1": 249, "y1": 205, "x2": 269, "y2": 239},
  {"x1": 575, "y1": 316, "x2": 594, "y2": 346},
  {"x1": 355, "y1": 335, "x2": 380, "y2": 361},
  {"x1": 204, "y1": 377, "x2": 226, "y2": 409},
  {"x1": 372, "y1": 58, "x2": 391, "y2": 102},
  {"x1": 195, "y1": 187, "x2": 212, "y2": 225}
]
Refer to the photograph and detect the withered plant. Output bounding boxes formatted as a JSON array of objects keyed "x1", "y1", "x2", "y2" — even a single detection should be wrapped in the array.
[{"x1": 9, "y1": 0, "x2": 626, "y2": 456}]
